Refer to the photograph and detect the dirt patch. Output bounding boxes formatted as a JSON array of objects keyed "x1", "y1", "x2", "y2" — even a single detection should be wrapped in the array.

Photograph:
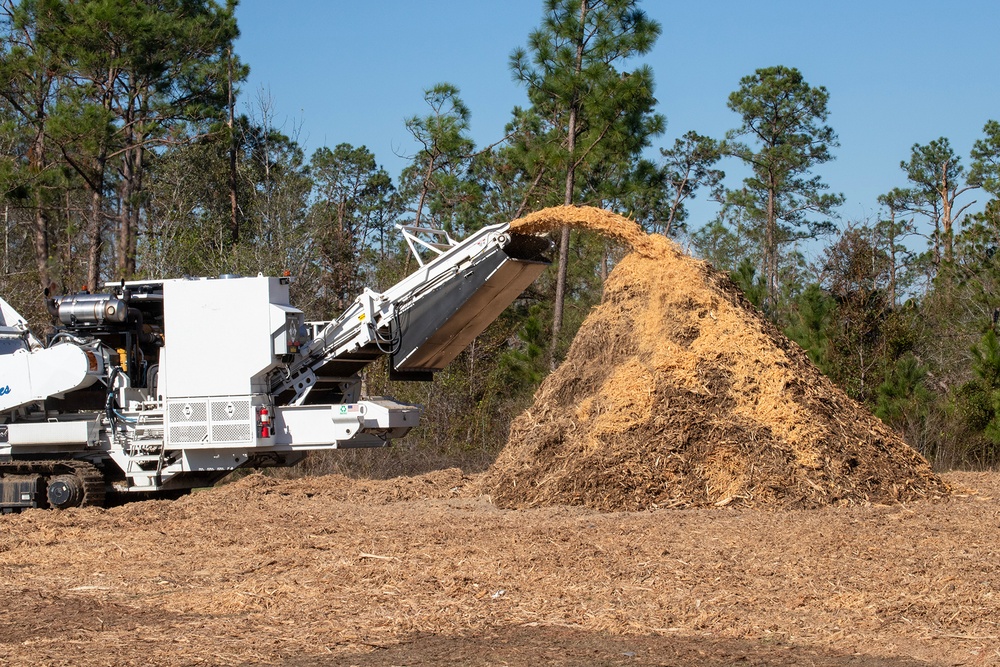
[
  {"x1": 285, "y1": 626, "x2": 934, "y2": 666},
  {"x1": 483, "y1": 206, "x2": 948, "y2": 510}
]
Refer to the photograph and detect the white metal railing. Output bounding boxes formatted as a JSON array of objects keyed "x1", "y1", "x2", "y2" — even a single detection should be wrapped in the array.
[{"x1": 396, "y1": 224, "x2": 459, "y2": 267}]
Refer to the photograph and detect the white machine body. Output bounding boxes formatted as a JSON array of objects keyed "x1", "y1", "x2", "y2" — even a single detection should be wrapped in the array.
[{"x1": 0, "y1": 222, "x2": 550, "y2": 508}]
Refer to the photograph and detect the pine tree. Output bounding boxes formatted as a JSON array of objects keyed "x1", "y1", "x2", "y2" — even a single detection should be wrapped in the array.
[
  {"x1": 510, "y1": 0, "x2": 663, "y2": 364},
  {"x1": 724, "y1": 65, "x2": 844, "y2": 312}
]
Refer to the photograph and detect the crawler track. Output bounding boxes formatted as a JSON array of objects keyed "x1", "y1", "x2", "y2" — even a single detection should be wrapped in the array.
[{"x1": 0, "y1": 459, "x2": 106, "y2": 511}]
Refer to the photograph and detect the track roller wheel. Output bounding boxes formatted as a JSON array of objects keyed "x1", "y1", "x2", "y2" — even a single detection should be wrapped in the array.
[
  {"x1": 47, "y1": 474, "x2": 85, "y2": 509},
  {"x1": 2, "y1": 460, "x2": 105, "y2": 512}
]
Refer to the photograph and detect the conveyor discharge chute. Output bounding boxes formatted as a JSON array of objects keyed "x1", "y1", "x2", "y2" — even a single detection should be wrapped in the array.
[
  {"x1": 275, "y1": 222, "x2": 551, "y2": 405},
  {"x1": 390, "y1": 231, "x2": 551, "y2": 376}
]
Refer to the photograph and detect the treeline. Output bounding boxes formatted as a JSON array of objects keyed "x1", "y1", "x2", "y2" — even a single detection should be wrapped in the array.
[{"x1": 1, "y1": 0, "x2": 999, "y2": 469}]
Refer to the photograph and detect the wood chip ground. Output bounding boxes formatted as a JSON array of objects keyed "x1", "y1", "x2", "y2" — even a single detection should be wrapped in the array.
[{"x1": 0, "y1": 470, "x2": 996, "y2": 666}]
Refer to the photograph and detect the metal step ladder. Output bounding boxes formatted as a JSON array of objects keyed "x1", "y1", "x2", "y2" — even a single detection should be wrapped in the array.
[{"x1": 124, "y1": 412, "x2": 169, "y2": 489}]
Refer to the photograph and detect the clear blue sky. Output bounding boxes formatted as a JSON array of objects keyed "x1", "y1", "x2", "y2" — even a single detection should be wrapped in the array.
[{"x1": 234, "y1": 0, "x2": 1000, "y2": 232}]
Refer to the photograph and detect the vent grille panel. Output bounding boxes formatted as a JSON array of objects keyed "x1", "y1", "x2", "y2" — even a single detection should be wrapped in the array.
[{"x1": 166, "y1": 397, "x2": 258, "y2": 447}]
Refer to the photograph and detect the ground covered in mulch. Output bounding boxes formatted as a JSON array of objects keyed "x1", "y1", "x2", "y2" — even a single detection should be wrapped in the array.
[
  {"x1": 482, "y1": 206, "x2": 948, "y2": 510},
  {"x1": 1, "y1": 469, "x2": 998, "y2": 666}
]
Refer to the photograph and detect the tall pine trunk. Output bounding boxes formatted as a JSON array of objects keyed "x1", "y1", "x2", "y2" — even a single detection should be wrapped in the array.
[
  {"x1": 86, "y1": 171, "x2": 104, "y2": 292},
  {"x1": 549, "y1": 0, "x2": 588, "y2": 368},
  {"x1": 228, "y1": 50, "x2": 239, "y2": 246},
  {"x1": 118, "y1": 143, "x2": 143, "y2": 278},
  {"x1": 29, "y1": 125, "x2": 51, "y2": 295}
]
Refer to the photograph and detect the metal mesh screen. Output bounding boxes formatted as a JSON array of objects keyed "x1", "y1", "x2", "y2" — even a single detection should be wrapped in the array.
[
  {"x1": 168, "y1": 402, "x2": 207, "y2": 422},
  {"x1": 211, "y1": 400, "x2": 251, "y2": 422},
  {"x1": 212, "y1": 423, "x2": 253, "y2": 443},
  {"x1": 169, "y1": 424, "x2": 209, "y2": 443},
  {"x1": 167, "y1": 397, "x2": 254, "y2": 446}
]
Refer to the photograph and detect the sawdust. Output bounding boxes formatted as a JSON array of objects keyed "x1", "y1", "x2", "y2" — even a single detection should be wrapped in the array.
[{"x1": 487, "y1": 205, "x2": 949, "y2": 510}]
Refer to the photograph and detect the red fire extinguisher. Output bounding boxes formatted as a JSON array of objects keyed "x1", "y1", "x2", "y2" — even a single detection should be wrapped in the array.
[{"x1": 258, "y1": 406, "x2": 272, "y2": 438}]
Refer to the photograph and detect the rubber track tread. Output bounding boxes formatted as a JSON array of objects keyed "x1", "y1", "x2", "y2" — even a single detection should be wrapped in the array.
[
  {"x1": 0, "y1": 459, "x2": 106, "y2": 508},
  {"x1": 60, "y1": 460, "x2": 106, "y2": 507}
]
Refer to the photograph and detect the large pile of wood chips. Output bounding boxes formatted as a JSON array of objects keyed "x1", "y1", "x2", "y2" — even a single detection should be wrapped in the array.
[{"x1": 480, "y1": 206, "x2": 949, "y2": 510}]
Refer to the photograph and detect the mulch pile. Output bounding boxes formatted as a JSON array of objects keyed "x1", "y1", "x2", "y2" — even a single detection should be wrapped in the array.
[{"x1": 480, "y1": 206, "x2": 949, "y2": 510}]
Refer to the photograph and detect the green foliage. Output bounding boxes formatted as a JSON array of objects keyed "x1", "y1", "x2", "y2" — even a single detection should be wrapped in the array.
[
  {"x1": 657, "y1": 131, "x2": 724, "y2": 235},
  {"x1": 399, "y1": 83, "x2": 482, "y2": 235},
  {"x1": 510, "y1": 0, "x2": 664, "y2": 364},
  {"x1": 874, "y1": 188, "x2": 919, "y2": 305},
  {"x1": 972, "y1": 329, "x2": 1000, "y2": 399},
  {"x1": 731, "y1": 257, "x2": 767, "y2": 310},
  {"x1": 954, "y1": 329, "x2": 1000, "y2": 463},
  {"x1": 139, "y1": 112, "x2": 312, "y2": 303},
  {"x1": 509, "y1": 0, "x2": 665, "y2": 207},
  {"x1": 818, "y1": 226, "x2": 896, "y2": 401},
  {"x1": 723, "y1": 65, "x2": 844, "y2": 309},
  {"x1": 904, "y1": 138, "x2": 966, "y2": 200},
  {"x1": 309, "y1": 143, "x2": 398, "y2": 312},
  {"x1": 876, "y1": 354, "x2": 932, "y2": 425},
  {"x1": 0, "y1": 0, "x2": 242, "y2": 292},
  {"x1": 510, "y1": 0, "x2": 664, "y2": 164},
  {"x1": 899, "y1": 137, "x2": 977, "y2": 273},
  {"x1": 496, "y1": 306, "x2": 549, "y2": 387},
  {"x1": 873, "y1": 351, "x2": 949, "y2": 467},
  {"x1": 614, "y1": 158, "x2": 672, "y2": 235},
  {"x1": 691, "y1": 207, "x2": 757, "y2": 274},
  {"x1": 785, "y1": 282, "x2": 833, "y2": 371},
  {"x1": 970, "y1": 119, "x2": 1000, "y2": 197}
]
